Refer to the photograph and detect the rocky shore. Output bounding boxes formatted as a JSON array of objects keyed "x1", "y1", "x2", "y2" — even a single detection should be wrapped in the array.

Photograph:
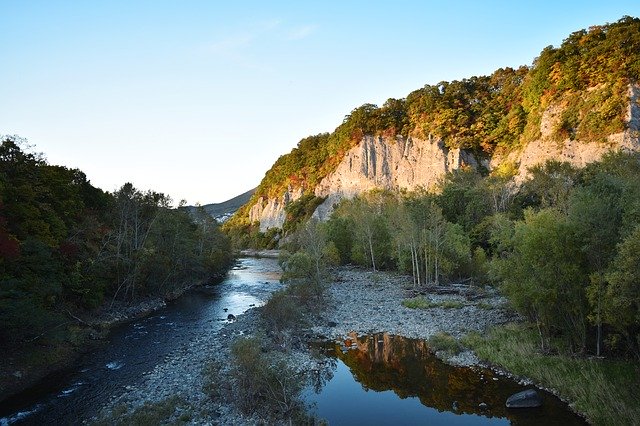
[
  {"x1": 311, "y1": 266, "x2": 513, "y2": 366},
  {"x1": 93, "y1": 265, "x2": 515, "y2": 424}
]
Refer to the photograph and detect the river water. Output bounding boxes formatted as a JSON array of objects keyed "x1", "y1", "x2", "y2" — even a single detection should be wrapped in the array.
[
  {"x1": 0, "y1": 257, "x2": 283, "y2": 425},
  {"x1": 306, "y1": 332, "x2": 587, "y2": 425}
]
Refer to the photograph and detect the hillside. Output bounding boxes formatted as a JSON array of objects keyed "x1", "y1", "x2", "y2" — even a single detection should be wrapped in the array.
[
  {"x1": 226, "y1": 16, "x2": 640, "y2": 233},
  {"x1": 186, "y1": 188, "x2": 256, "y2": 222}
]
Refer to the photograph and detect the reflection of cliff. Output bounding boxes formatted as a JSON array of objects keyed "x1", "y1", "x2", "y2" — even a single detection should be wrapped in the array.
[{"x1": 331, "y1": 333, "x2": 586, "y2": 426}]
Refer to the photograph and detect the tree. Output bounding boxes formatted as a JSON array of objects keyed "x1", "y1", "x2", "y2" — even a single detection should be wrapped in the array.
[
  {"x1": 297, "y1": 218, "x2": 328, "y2": 285},
  {"x1": 492, "y1": 209, "x2": 587, "y2": 353},
  {"x1": 325, "y1": 215, "x2": 354, "y2": 264},
  {"x1": 604, "y1": 225, "x2": 640, "y2": 359},
  {"x1": 404, "y1": 193, "x2": 470, "y2": 285},
  {"x1": 335, "y1": 192, "x2": 393, "y2": 272},
  {"x1": 517, "y1": 161, "x2": 580, "y2": 214},
  {"x1": 569, "y1": 175, "x2": 623, "y2": 356}
]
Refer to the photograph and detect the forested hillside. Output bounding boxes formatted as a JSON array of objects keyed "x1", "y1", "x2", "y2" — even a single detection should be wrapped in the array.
[
  {"x1": 0, "y1": 136, "x2": 232, "y2": 353},
  {"x1": 227, "y1": 16, "x2": 640, "y2": 234}
]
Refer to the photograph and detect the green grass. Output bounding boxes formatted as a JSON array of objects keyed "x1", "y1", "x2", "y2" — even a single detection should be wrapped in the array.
[
  {"x1": 92, "y1": 396, "x2": 191, "y2": 426},
  {"x1": 462, "y1": 323, "x2": 640, "y2": 426},
  {"x1": 440, "y1": 300, "x2": 464, "y2": 309},
  {"x1": 476, "y1": 302, "x2": 494, "y2": 310},
  {"x1": 402, "y1": 296, "x2": 464, "y2": 310},
  {"x1": 428, "y1": 332, "x2": 463, "y2": 356}
]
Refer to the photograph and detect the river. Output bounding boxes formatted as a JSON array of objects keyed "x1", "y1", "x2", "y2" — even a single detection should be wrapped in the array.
[
  {"x1": 0, "y1": 257, "x2": 283, "y2": 425},
  {"x1": 305, "y1": 332, "x2": 587, "y2": 425}
]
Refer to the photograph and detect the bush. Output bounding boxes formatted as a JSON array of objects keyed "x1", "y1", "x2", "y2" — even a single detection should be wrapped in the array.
[
  {"x1": 279, "y1": 251, "x2": 315, "y2": 283},
  {"x1": 261, "y1": 290, "x2": 305, "y2": 343},
  {"x1": 230, "y1": 336, "x2": 309, "y2": 422}
]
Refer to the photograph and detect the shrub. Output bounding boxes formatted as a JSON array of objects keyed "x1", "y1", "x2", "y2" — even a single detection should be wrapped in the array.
[
  {"x1": 279, "y1": 251, "x2": 315, "y2": 283},
  {"x1": 261, "y1": 290, "x2": 305, "y2": 343},
  {"x1": 230, "y1": 336, "x2": 309, "y2": 422}
]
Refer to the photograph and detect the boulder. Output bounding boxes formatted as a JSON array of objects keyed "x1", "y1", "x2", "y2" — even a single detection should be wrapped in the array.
[
  {"x1": 227, "y1": 314, "x2": 236, "y2": 321},
  {"x1": 506, "y1": 389, "x2": 543, "y2": 408}
]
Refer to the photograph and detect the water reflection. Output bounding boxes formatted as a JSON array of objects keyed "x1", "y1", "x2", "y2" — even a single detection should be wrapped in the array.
[{"x1": 308, "y1": 332, "x2": 586, "y2": 426}]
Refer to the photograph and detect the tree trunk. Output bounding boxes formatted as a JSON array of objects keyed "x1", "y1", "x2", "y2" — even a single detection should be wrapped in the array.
[{"x1": 368, "y1": 234, "x2": 376, "y2": 272}]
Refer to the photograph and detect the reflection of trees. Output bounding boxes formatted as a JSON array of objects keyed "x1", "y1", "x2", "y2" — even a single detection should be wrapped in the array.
[
  {"x1": 309, "y1": 356, "x2": 337, "y2": 394},
  {"x1": 328, "y1": 333, "x2": 585, "y2": 426}
]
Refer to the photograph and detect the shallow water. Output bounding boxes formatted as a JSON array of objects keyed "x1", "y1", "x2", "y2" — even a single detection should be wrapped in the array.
[
  {"x1": 306, "y1": 332, "x2": 587, "y2": 425},
  {"x1": 0, "y1": 257, "x2": 282, "y2": 425}
]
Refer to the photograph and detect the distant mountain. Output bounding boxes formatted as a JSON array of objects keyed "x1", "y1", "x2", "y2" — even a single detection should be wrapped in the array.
[{"x1": 187, "y1": 188, "x2": 256, "y2": 222}]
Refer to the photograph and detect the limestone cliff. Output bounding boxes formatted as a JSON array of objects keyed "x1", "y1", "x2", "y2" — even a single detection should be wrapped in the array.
[
  {"x1": 312, "y1": 135, "x2": 480, "y2": 221},
  {"x1": 248, "y1": 186, "x2": 303, "y2": 232},
  {"x1": 248, "y1": 134, "x2": 480, "y2": 231},
  {"x1": 247, "y1": 84, "x2": 639, "y2": 231}
]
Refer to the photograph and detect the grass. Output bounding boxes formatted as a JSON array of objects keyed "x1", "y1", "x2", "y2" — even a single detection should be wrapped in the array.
[
  {"x1": 462, "y1": 323, "x2": 640, "y2": 426},
  {"x1": 476, "y1": 302, "x2": 494, "y2": 310},
  {"x1": 402, "y1": 296, "x2": 464, "y2": 310},
  {"x1": 92, "y1": 396, "x2": 191, "y2": 426},
  {"x1": 428, "y1": 332, "x2": 463, "y2": 356}
]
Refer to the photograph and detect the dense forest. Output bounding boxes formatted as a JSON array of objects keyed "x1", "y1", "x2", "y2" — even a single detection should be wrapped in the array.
[
  {"x1": 226, "y1": 16, "x2": 640, "y2": 232},
  {"x1": 0, "y1": 136, "x2": 232, "y2": 353}
]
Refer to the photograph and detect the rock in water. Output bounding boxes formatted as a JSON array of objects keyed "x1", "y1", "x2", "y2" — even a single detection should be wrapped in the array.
[
  {"x1": 227, "y1": 314, "x2": 236, "y2": 321},
  {"x1": 506, "y1": 389, "x2": 543, "y2": 408}
]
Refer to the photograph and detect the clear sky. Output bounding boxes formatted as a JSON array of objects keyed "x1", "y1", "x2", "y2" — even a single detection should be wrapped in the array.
[{"x1": 2, "y1": 1, "x2": 639, "y2": 205}]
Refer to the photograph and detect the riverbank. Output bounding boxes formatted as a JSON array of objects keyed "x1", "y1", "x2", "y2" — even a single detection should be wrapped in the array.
[
  {"x1": 92, "y1": 265, "x2": 522, "y2": 424},
  {"x1": 463, "y1": 324, "x2": 640, "y2": 425},
  {"x1": 0, "y1": 278, "x2": 210, "y2": 404}
]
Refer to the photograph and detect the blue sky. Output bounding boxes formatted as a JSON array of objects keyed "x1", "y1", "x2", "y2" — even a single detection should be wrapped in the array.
[{"x1": 2, "y1": 1, "x2": 639, "y2": 204}]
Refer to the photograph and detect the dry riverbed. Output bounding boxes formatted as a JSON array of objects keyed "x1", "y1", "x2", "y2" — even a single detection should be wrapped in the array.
[{"x1": 93, "y1": 266, "x2": 515, "y2": 424}]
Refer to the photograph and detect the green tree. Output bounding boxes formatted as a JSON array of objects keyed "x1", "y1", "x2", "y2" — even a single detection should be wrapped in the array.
[
  {"x1": 604, "y1": 225, "x2": 640, "y2": 359},
  {"x1": 492, "y1": 209, "x2": 587, "y2": 353},
  {"x1": 569, "y1": 175, "x2": 624, "y2": 356},
  {"x1": 517, "y1": 161, "x2": 580, "y2": 213},
  {"x1": 334, "y1": 192, "x2": 393, "y2": 271},
  {"x1": 325, "y1": 215, "x2": 355, "y2": 264}
]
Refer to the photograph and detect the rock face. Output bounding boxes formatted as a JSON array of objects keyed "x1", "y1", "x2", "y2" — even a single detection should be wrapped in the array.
[
  {"x1": 248, "y1": 186, "x2": 303, "y2": 232},
  {"x1": 506, "y1": 389, "x2": 543, "y2": 408},
  {"x1": 496, "y1": 85, "x2": 640, "y2": 183},
  {"x1": 312, "y1": 135, "x2": 480, "y2": 220},
  {"x1": 247, "y1": 85, "x2": 640, "y2": 230},
  {"x1": 247, "y1": 135, "x2": 480, "y2": 230}
]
